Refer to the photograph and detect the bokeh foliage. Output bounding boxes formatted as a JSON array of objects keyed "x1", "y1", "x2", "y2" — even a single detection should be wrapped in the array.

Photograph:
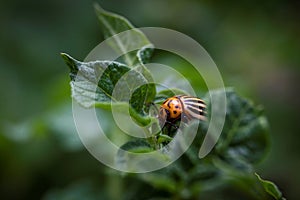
[{"x1": 0, "y1": 0, "x2": 299, "y2": 199}]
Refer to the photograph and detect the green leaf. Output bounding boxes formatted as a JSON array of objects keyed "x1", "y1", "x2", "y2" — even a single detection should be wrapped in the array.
[
  {"x1": 93, "y1": 4, "x2": 156, "y2": 115},
  {"x1": 119, "y1": 139, "x2": 153, "y2": 153},
  {"x1": 130, "y1": 65, "x2": 156, "y2": 115},
  {"x1": 255, "y1": 173, "x2": 286, "y2": 200},
  {"x1": 61, "y1": 53, "x2": 129, "y2": 107},
  {"x1": 154, "y1": 88, "x2": 189, "y2": 104},
  {"x1": 212, "y1": 89, "x2": 270, "y2": 165},
  {"x1": 137, "y1": 44, "x2": 154, "y2": 65},
  {"x1": 61, "y1": 53, "x2": 153, "y2": 125},
  {"x1": 157, "y1": 134, "x2": 173, "y2": 144},
  {"x1": 94, "y1": 3, "x2": 153, "y2": 67},
  {"x1": 116, "y1": 139, "x2": 154, "y2": 171}
]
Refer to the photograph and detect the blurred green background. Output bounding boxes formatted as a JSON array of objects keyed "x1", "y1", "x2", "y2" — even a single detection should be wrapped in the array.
[{"x1": 0, "y1": 0, "x2": 299, "y2": 199}]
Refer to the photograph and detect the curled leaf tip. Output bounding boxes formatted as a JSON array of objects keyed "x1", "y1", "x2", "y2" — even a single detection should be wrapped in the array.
[{"x1": 60, "y1": 53, "x2": 80, "y2": 71}]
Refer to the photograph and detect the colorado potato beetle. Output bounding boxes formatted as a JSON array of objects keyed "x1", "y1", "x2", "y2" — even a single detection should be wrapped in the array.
[{"x1": 158, "y1": 95, "x2": 206, "y2": 131}]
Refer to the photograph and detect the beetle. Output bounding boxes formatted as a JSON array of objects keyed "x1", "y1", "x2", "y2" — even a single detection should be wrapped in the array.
[{"x1": 158, "y1": 95, "x2": 206, "y2": 133}]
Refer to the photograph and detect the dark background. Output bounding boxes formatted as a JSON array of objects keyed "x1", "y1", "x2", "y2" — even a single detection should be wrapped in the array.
[{"x1": 0, "y1": 0, "x2": 299, "y2": 199}]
